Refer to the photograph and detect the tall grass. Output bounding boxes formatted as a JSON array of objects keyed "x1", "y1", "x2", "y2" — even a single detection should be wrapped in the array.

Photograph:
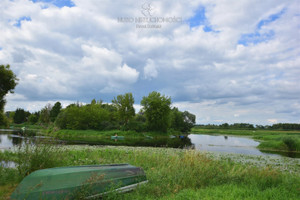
[
  {"x1": 62, "y1": 146, "x2": 300, "y2": 199},
  {"x1": 15, "y1": 140, "x2": 66, "y2": 179},
  {"x1": 1, "y1": 145, "x2": 299, "y2": 199}
]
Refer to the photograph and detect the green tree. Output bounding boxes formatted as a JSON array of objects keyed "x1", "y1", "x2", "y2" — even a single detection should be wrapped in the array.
[
  {"x1": 0, "y1": 64, "x2": 18, "y2": 125},
  {"x1": 182, "y1": 111, "x2": 196, "y2": 132},
  {"x1": 170, "y1": 108, "x2": 196, "y2": 133},
  {"x1": 55, "y1": 103, "x2": 111, "y2": 130},
  {"x1": 39, "y1": 104, "x2": 52, "y2": 124},
  {"x1": 112, "y1": 93, "x2": 135, "y2": 125},
  {"x1": 141, "y1": 91, "x2": 171, "y2": 133},
  {"x1": 28, "y1": 113, "x2": 39, "y2": 124},
  {"x1": 50, "y1": 102, "x2": 62, "y2": 122},
  {"x1": 13, "y1": 108, "x2": 30, "y2": 124}
]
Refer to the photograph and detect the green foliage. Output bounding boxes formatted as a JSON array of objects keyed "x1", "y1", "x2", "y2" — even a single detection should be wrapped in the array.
[
  {"x1": 56, "y1": 103, "x2": 112, "y2": 130},
  {"x1": 170, "y1": 108, "x2": 196, "y2": 133},
  {"x1": 11, "y1": 91, "x2": 195, "y2": 134},
  {"x1": 0, "y1": 64, "x2": 18, "y2": 125},
  {"x1": 141, "y1": 91, "x2": 172, "y2": 133},
  {"x1": 16, "y1": 141, "x2": 65, "y2": 179},
  {"x1": 0, "y1": 112, "x2": 9, "y2": 127},
  {"x1": 39, "y1": 104, "x2": 52, "y2": 124},
  {"x1": 282, "y1": 137, "x2": 298, "y2": 151},
  {"x1": 13, "y1": 108, "x2": 30, "y2": 124},
  {"x1": 1, "y1": 146, "x2": 299, "y2": 199},
  {"x1": 28, "y1": 112, "x2": 39, "y2": 124},
  {"x1": 271, "y1": 123, "x2": 300, "y2": 130},
  {"x1": 50, "y1": 101, "x2": 62, "y2": 122},
  {"x1": 196, "y1": 123, "x2": 300, "y2": 130},
  {"x1": 112, "y1": 93, "x2": 135, "y2": 126}
]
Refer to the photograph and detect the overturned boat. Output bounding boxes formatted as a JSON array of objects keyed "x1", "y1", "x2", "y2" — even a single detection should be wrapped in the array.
[{"x1": 11, "y1": 164, "x2": 148, "y2": 199}]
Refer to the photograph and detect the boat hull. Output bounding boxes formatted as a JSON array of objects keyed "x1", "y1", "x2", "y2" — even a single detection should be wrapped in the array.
[{"x1": 11, "y1": 164, "x2": 147, "y2": 200}]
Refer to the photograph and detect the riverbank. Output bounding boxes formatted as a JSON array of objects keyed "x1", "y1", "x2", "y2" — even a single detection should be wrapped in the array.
[
  {"x1": 192, "y1": 128, "x2": 300, "y2": 153},
  {"x1": 0, "y1": 145, "x2": 299, "y2": 199},
  {"x1": 3, "y1": 125, "x2": 300, "y2": 154}
]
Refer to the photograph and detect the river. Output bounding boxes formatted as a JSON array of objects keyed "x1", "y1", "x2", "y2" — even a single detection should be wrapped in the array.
[{"x1": 0, "y1": 129, "x2": 299, "y2": 158}]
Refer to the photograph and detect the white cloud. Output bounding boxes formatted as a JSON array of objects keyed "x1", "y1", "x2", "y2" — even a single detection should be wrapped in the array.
[
  {"x1": 0, "y1": 0, "x2": 299, "y2": 124},
  {"x1": 143, "y1": 59, "x2": 158, "y2": 79}
]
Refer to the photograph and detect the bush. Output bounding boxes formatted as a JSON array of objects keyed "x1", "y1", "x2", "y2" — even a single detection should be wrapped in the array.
[{"x1": 282, "y1": 137, "x2": 298, "y2": 151}]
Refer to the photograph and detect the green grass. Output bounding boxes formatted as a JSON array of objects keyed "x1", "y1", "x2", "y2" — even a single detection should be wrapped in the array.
[
  {"x1": 53, "y1": 129, "x2": 142, "y2": 138},
  {"x1": 192, "y1": 128, "x2": 300, "y2": 152},
  {"x1": 9, "y1": 123, "x2": 44, "y2": 130},
  {"x1": 0, "y1": 144, "x2": 299, "y2": 200},
  {"x1": 161, "y1": 184, "x2": 299, "y2": 200}
]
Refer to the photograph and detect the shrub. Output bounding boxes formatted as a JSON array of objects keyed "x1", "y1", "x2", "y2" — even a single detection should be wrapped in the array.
[{"x1": 282, "y1": 137, "x2": 298, "y2": 151}]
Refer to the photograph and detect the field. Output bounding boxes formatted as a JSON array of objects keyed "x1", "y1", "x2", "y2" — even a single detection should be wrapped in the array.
[{"x1": 0, "y1": 144, "x2": 299, "y2": 200}]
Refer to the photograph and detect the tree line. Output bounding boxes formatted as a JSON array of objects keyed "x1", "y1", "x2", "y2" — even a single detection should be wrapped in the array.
[
  {"x1": 196, "y1": 123, "x2": 300, "y2": 130},
  {"x1": 8, "y1": 91, "x2": 196, "y2": 133}
]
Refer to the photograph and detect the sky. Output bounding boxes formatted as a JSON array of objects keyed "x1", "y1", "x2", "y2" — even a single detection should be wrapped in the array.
[{"x1": 0, "y1": 0, "x2": 299, "y2": 125}]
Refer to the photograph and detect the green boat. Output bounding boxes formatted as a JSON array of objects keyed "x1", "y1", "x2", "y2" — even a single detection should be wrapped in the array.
[{"x1": 11, "y1": 164, "x2": 147, "y2": 200}]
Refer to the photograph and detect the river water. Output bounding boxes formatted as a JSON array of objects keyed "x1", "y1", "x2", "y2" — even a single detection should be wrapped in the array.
[{"x1": 0, "y1": 129, "x2": 299, "y2": 158}]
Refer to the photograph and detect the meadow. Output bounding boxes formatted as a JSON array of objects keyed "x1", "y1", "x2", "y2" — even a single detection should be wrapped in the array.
[{"x1": 0, "y1": 143, "x2": 299, "y2": 200}]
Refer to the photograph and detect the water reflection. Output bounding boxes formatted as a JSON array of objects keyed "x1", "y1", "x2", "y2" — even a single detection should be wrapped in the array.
[
  {"x1": 188, "y1": 134, "x2": 266, "y2": 156},
  {"x1": 64, "y1": 135, "x2": 193, "y2": 149},
  {"x1": 1, "y1": 130, "x2": 299, "y2": 158}
]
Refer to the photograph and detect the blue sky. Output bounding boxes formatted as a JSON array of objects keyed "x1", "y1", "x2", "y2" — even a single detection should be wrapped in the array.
[
  {"x1": 14, "y1": 16, "x2": 31, "y2": 27},
  {"x1": 30, "y1": 0, "x2": 75, "y2": 8},
  {"x1": 188, "y1": 7, "x2": 214, "y2": 32},
  {"x1": 238, "y1": 9, "x2": 285, "y2": 46},
  {"x1": 1, "y1": 0, "x2": 299, "y2": 125}
]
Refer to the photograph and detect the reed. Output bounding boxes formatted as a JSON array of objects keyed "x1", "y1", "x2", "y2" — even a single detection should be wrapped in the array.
[{"x1": 0, "y1": 145, "x2": 299, "y2": 199}]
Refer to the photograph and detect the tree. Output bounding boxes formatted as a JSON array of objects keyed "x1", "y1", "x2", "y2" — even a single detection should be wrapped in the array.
[
  {"x1": 141, "y1": 91, "x2": 171, "y2": 132},
  {"x1": 50, "y1": 102, "x2": 62, "y2": 122},
  {"x1": 55, "y1": 103, "x2": 111, "y2": 130},
  {"x1": 170, "y1": 108, "x2": 196, "y2": 133},
  {"x1": 28, "y1": 113, "x2": 39, "y2": 124},
  {"x1": 112, "y1": 93, "x2": 135, "y2": 125},
  {"x1": 182, "y1": 111, "x2": 196, "y2": 132},
  {"x1": 13, "y1": 108, "x2": 30, "y2": 124},
  {"x1": 0, "y1": 64, "x2": 18, "y2": 125},
  {"x1": 39, "y1": 104, "x2": 52, "y2": 124}
]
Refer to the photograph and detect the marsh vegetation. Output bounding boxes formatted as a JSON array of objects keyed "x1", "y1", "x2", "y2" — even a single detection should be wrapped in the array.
[{"x1": 0, "y1": 143, "x2": 299, "y2": 200}]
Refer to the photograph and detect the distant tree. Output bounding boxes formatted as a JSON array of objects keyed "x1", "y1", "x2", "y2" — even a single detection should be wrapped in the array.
[
  {"x1": 141, "y1": 91, "x2": 171, "y2": 132},
  {"x1": 13, "y1": 108, "x2": 30, "y2": 124},
  {"x1": 28, "y1": 112, "x2": 39, "y2": 124},
  {"x1": 91, "y1": 99, "x2": 96, "y2": 105},
  {"x1": 50, "y1": 102, "x2": 62, "y2": 122},
  {"x1": 220, "y1": 123, "x2": 229, "y2": 128},
  {"x1": 271, "y1": 123, "x2": 300, "y2": 130},
  {"x1": 39, "y1": 104, "x2": 52, "y2": 124},
  {"x1": 112, "y1": 93, "x2": 135, "y2": 125},
  {"x1": 0, "y1": 64, "x2": 18, "y2": 125}
]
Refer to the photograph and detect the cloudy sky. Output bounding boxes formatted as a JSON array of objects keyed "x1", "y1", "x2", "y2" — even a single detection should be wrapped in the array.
[{"x1": 1, "y1": 0, "x2": 299, "y2": 125}]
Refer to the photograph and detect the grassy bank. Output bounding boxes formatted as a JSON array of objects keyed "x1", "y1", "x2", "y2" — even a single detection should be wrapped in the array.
[
  {"x1": 51, "y1": 129, "x2": 179, "y2": 138},
  {"x1": 1, "y1": 145, "x2": 299, "y2": 200},
  {"x1": 192, "y1": 128, "x2": 300, "y2": 152}
]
